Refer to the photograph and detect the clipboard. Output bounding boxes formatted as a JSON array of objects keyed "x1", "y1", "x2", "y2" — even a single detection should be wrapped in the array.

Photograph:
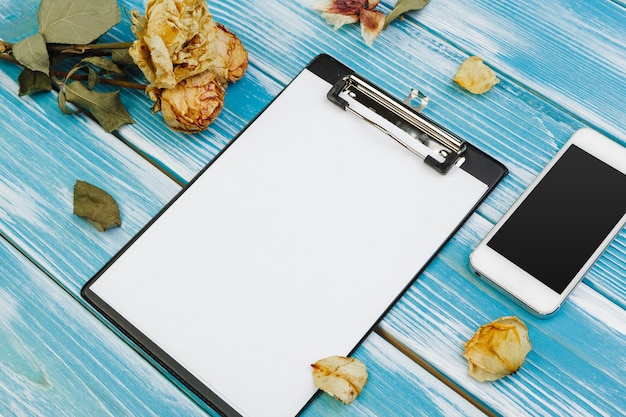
[{"x1": 82, "y1": 54, "x2": 507, "y2": 417}]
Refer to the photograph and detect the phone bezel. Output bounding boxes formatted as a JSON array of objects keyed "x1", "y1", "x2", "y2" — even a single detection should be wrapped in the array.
[{"x1": 470, "y1": 128, "x2": 626, "y2": 316}]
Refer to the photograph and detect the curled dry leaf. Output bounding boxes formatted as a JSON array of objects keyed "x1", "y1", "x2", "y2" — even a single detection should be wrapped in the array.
[
  {"x1": 462, "y1": 316, "x2": 532, "y2": 382},
  {"x1": 73, "y1": 180, "x2": 121, "y2": 232},
  {"x1": 311, "y1": 355, "x2": 368, "y2": 405},
  {"x1": 453, "y1": 56, "x2": 500, "y2": 94}
]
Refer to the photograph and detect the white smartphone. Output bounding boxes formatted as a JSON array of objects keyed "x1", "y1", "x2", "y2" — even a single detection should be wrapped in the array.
[{"x1": 470, "y1": 128, "x2": 626, "y2": 317}]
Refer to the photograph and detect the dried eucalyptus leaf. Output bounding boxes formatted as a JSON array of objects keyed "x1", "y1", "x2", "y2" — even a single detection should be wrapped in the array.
[
  {"x1": 73, "y1": 180, "x2": 121, "y2": 232},
  {"x1": 81, "y1": 56, "x2": 125, "y2": 76},
  {"x1": 58, "y1": 89, "x2": 78, "y2": 115},
  {"x1": 87, "y1": 67, "x2": 98, "y2": 89},
  {"x1": 12, "y1": 33, "x2": 50, "y2": 75},
  {"x1": 18, "y1": 68, "x2": 52, "y2": 96},
  {"x1": 384, "y1": 0, "x2": 430, "y2": 29},
  {"x1": 64, "y1": 81, "x2": 134, "y2": 132},
  {"x1": 38, "y1": 0, "x2": 121, "y2": 44},
  {"x1": 111, "y1": 49, "x2": 135, "y2": 67}
]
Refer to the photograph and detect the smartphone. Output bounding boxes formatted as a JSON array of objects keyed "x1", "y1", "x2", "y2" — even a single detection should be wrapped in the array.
[{"x1": 470, "y1": 128, "x2": 626, "y2": 317}]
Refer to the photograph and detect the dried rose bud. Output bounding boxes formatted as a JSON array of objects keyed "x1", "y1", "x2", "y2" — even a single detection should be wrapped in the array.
[
  {"x1": 312, "y1": 355, "x2": 368, "y2": 405},
  {"x1": 462, "y1": 316, "x2": 532, "y2": 382},
  {"x1": 360, "y1": 9, "x2": 385, "y2": 46},
  {"x1": 149, "y1": 71, "x2": 225, "y2": 133},
  {"x1": 453, "y1": 56, "x2": 500, "y2": 94}
]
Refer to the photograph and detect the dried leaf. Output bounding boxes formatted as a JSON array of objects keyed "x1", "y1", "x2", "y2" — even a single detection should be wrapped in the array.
[
  {"x1": 12, "y1": 33, "x2": 50, "y2": 75},
  {"x1": 311, "y1": 356, "x2": 368, "y2": 405},
  {"x1": 64, "y1": 81, "x2": 134, "y2": 132},
  {"x1": 453, "y1": 56, "x2": 500, "y2": 94},
  {"x1": 384, "y1": 0, "x2": 430, "y2": 29},
  {"x1": 81, "y1": 56, "x2": 125, "y2": 77},
  {"x1": 73, "y1": 180, "x2": 121, "y2": 232},
  {"x1": 18, "y1": 68, "x2": 52, "y2": 96},
  {"x1": 38, "y1": 0, "x2": 121, "y2": 44},
  {"x1": 462, "y1": 316, "x2": 532, "y2": 382},
  {"x1": 111, "y1": 49, "x2": 135, "y2": 67}
]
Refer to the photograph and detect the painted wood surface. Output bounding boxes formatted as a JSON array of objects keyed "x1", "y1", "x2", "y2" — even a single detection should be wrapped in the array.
[{"x1": 1, "y1": 0, "x2": 625, "y2": 416}]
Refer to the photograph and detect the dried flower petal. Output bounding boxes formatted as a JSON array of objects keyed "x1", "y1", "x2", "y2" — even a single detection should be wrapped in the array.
[
  {"x1": 311, "y1": 356, "x2": 368, "y2": 405},
  {"x1": 149, "y1": 71, "x2": 225, "y2": 133},
  {"x1": 453, "y1": 56, "x2": 500, "y2": 94},
  {"x1": 314, "y1": 0, "x2": 367, "y2": 15},
  {"x1": 360, "y1": 9, "x2": 385, "y2": 46},
  {"x1": 320, "y1": 12, "x2": 360, "y2": 30},
  {"x1": 462, "y1": 316, "x2": 532, "y2": 382}
]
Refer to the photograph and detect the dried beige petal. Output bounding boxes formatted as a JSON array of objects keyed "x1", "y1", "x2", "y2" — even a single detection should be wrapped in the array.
[
  {"x1": 360, "y1": 9, "x2": 385, "y2": 46},
  {"x1": 312, "y1": 356, "x2": 368, "y2": 405},
  {"x1": 453, "y1": 56, "x2": 500, "y2": 94},
  {"x1": 321, "y1": 12, "x2": 360, "y2": 30},
  {"x1": 462, "y1": 316, "x2": 532, "y2": 382}
]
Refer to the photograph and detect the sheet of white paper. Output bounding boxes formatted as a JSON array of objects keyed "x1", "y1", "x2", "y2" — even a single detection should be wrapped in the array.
[{"x1": 89, "y1": 69, "x2": 488, "y2": 416}]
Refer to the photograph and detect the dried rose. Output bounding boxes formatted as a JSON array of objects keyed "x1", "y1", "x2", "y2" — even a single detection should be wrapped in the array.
[
  {"x1": 148, "y1": 71, "x2": 225, "y2": 133},
  {"x1": 462, "y1": 316, "x2": 532, "y2": 382},
  {"x1": 311, "y1": 355, "x2": 368, "y2": 405},
  {"x1": 129, "y1": 0, "x2": 248, "y2": 132},
  {"x1": 213, "y1": 24, "x2": 249, "y2": 85},
  {"x1": 453, "y1": 56, "x2": 500, "y2": 94}
]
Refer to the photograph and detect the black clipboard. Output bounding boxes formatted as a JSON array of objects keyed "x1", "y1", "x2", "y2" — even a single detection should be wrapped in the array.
[{"x1": 82, "y1": 54, "x2": 507, "y2": 417}]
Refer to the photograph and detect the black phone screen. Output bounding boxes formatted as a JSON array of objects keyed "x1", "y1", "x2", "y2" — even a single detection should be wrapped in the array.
[{"x1": 487, "y1": 145, "x2": 626, "y2": 294}]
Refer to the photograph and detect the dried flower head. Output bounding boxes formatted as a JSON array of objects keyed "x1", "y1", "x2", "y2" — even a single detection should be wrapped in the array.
[
  {"x1": 129, "y1": 0, "x2": 248, "y2": 132},
  {"x1": 148, "y1": 71, "x2": 225, "y2": 133},
  {"x1": 312, "y1": 355, "x2": 368, "y2": 405},
  {"x1": 453, "y1": 56, "x2": 500, "y2": 94},
  {"x1": 462, "y1": 316, "x2": 532, "y2": 382}
]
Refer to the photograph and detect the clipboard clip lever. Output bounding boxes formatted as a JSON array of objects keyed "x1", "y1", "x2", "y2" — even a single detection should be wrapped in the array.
[{"x1": 328, "y1": 75, "x2": 466, "y2": 174}]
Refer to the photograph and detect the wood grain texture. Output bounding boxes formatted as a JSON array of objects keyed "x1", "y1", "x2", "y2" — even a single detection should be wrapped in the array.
[
  {"x1": 0, "y1": 61, "x2": 181, "y2": 295},
  {"x1": 301, "y1": 333, "x2": 484, "y2": 417},
  {"x1": 1, "y1": 0, "x2": 625, "y2": 415},
  {"x1": 395, "y1": 0, "x2": 626, "y2": 143},
  {"x1": 0, "y1": 239, "x2": 210, "y2": 417},
  {"x1": 380, "y1": 214, "x2": 626, "y2": 416}
]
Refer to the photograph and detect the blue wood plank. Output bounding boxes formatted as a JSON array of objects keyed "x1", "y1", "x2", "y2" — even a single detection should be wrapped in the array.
[
  {"x1": 392, "y1": 0, "x2": 626, "y2": 143},
  {"x1": 302, "y1": 333, "x2": 484, "y2": 417},
  {"x1": 0, "y1": 239, "x2": 212, "y2": 416},
  {"x1": 380, "y1": 214, "x2": 626, "y2": 416}
]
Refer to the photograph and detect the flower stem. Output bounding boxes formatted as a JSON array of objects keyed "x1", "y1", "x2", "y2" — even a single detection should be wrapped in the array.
[
  {"x1": 50, "y1": 70, "x2": 146, "y2": 90},
  {"x1": 0, "y1": 53, "x2": 19, "y2": 65},
  {"x1": 48, "y1": 42, "x2": 134, "y2": 53}
]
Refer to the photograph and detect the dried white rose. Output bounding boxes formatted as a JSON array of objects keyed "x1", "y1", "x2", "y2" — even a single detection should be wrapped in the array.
[
  {"x1": 462, "y1": 316, "x2": 532, "y2": 382},
  {"x1": 453, "y1": 56, "x2": 500, "y2": 94},
  {"x1": 312, "y1": 355, "x2": 368, "y2": 405}
]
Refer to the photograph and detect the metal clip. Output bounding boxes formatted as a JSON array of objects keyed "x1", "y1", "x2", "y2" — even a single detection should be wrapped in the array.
[{"x1": 327, "y1": 75, "x2": 465, "y2": 174}]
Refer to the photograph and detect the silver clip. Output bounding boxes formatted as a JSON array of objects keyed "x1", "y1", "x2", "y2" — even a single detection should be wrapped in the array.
[{"x1": 327, "y1": 75, "x2": 465, "y2": 174}]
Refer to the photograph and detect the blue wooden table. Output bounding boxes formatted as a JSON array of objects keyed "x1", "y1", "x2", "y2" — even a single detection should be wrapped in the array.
[{"x1": 1, "y1": 0, "x2": 624, "y2": 416}]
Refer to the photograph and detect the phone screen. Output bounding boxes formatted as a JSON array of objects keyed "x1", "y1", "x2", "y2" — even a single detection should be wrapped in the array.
[{"x1": 487, "y1": 145, "x2": 626, "y2": 294}]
